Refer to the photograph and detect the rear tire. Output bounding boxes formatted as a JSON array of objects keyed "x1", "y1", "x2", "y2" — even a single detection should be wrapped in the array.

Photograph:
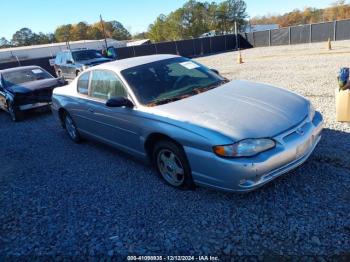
[
  {"x1": 63, "y1": 112, "x2": 81, "y2": 143},
  {"x1": 153, "y1": 140, "x2": 195, "y2": 190}
]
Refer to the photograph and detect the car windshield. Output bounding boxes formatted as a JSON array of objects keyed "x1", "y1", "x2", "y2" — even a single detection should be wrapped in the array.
[
  {"x1": 2, "y1": 68, "x2": 53, "y2": 87},
  {"x1": 121, "y1": 57, "x2": 228, "y2": 106},
  {"x1": 72, "y1": 50, "x2": 103, "y2": 61}
]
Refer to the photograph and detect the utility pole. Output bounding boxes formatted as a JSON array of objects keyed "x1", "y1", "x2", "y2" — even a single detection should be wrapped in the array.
[
  {"x1": 100, "y1": 14, "x2": 108, "y2": 50},
  {"x1": 234, "y1": 21, "x2": 239, "y2": 50}
]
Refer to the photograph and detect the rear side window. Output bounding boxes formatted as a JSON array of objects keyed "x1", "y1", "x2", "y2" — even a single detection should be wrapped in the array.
[
  {"x1": 90, "y1": 70, "x2": 127, "y2": 100},
  {"x1": 77, "y1": 72, "x2": 90, "y2": 95}
]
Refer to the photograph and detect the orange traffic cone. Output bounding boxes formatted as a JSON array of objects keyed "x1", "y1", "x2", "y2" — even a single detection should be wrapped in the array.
[
  {"x1": 237, "y1": 51, "x2": 243, "y2": 64},
  {"x1": 327, "y1": 38, "x2": 332, "y2": 50}
]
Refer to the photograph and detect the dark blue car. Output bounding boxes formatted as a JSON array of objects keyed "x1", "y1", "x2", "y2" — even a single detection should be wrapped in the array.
[{"x1": 0, "y1": 66, "x2": 66, "y2": 121}]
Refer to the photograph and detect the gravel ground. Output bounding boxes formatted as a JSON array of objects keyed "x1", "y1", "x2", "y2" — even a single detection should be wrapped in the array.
[{"x1": 1, "y1": 41, "x2": 350, "y2": 260}]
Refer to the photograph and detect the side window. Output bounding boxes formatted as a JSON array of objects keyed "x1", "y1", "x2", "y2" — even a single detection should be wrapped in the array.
[
  {"x1": 77, "y1": 72, "x2": 90, "y2": 95},
  {"x1": 90, "y1": 70, "x2": 127, "y2": 100},
  {"x1": 67, "y1": 52, "x2": 73, "y2": 63},
  {"x1": 60, "y1": 53, "x2": 66, "y2": 63},
  {"x1": 55, "y1": 53, "x2": 61, "y2": 64}
]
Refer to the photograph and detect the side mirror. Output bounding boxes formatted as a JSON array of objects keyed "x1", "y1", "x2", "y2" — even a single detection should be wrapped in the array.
[
  {"x1": 57, "y1": 77, "x2": 68, "y2": 85},
  {"x1": 66, "y1": 60, "x2": 73, "y2": 64},
  {"x1": 106, "y1": 97, "x2": 134, "y2": 108},
  {"x1": 210, "y1": 68, "x2": 220, "y2": 75}
]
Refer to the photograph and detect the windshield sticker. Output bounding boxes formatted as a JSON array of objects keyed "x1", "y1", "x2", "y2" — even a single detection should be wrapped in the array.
[
  {"x1": 179, "y1": 61, "x2": 200, "y2": 70},
  {"x1": 32, "y1": 69, "x2": 43, "y2": 74}
]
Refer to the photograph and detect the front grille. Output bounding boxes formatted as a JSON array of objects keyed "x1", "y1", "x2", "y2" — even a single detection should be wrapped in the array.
[{"x1": 16, "y1": 88, "x2": 53, "y2": 105}]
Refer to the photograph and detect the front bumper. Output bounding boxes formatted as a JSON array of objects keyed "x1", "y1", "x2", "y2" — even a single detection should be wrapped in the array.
[
  {"x1": 19, "y1": 102, "x2": 51, "y2": 111},
  {"x1": 185, "y1": 111, "x2": 323, "y2": 192}
]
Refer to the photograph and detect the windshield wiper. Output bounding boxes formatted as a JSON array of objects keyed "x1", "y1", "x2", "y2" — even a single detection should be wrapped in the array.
[
  {"x1": 148, "y1": 94, "x2": 192, "y2": 106},
  {"x1": 147, "y1": 79, "x2": 229, "y2": 107}
]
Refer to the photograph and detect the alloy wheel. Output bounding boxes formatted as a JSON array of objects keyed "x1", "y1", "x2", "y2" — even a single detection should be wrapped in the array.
[
  {"x1": 157, "y1": 149, "x2": 185, "y2": 187},
  {"x1": 65, "y1": 115, "x2": 78, "y2": 140}
]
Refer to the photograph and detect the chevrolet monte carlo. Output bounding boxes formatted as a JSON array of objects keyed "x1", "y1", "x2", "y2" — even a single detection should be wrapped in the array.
[{"x1": 52, "y1": 55, "x2": 323, "y2": 192}]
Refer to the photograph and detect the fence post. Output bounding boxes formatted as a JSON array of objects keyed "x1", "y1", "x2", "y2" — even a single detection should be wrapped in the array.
[
  {"x1": 132, "y1": 46, "x2": 136, "y2": 57},
  {"x1": 334, "y1": 20, "x2": 337, "y2": 41},
  {"x1": 269, "y1": 30, "x2": 271, "y2": 46},
  {"x1": 175, "y1": 41, "x2": 179, "y2": 55},
  {"x1": 310, "y1": 24, "x2": 312, "y2": 43},
  {"x1": 288, "y1": 27, "x2": 291, "y2": 45},
  {"x1": 201, "y1": 39, "x2": 204, "y2": 55},
  {"x1": 224, "y1": 35, "x2": 227, "y2": 51},
  {"x1": 154, "y1": 43, "x2": 158, "y2": 54},
  {"x1": 253, "y1": 32, "x2": 255, "y2": 47},
  {"x1": 209, "y1": 37, "x2": 212, "y2": 53}
]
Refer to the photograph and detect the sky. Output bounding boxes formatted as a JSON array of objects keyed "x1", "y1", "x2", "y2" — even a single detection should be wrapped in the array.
[{"x1": 1, "y1": 0, "x2": 333, "y2": 39}]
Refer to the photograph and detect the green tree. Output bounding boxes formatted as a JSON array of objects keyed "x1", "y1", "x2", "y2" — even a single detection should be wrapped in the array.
[
  {"x1": 54, "y1": 24, "x2": 73, "y2": 42},
  {"x1": 87, "y1": 24, "x2": 103, "y2": 40},
  {"x1": 216, "y1": 0, "x2": 247, "y2": 34},
  {"x1": 0, "y1": 37, "x2": 11, "y2": 48},
  {"x1": 71, "y1": 22, "x2": 89, "y2": 40},
  {"x1": 31, "y1": 32, "x2": 56, "y2": 45},
  {"x1": 107, "y1": 21, "x2": 132, "y2": 40},
  {"x1": 11, "y1": 28, "x2": 35, "y2": 46},
  {"x1": 148, "y1": 14, "x2": 169, "y2": 42},
  {"x1": 147, "y1": 0, "x2": 247, "y2": 41}
]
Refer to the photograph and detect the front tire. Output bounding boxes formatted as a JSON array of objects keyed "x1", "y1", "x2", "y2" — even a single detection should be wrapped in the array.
[
  {"x1": 63, "y1": 112, "x2": 81, "y2": 143},
  {"x1": 7, "y1": 102, "x2": 21, "y2": 122},
  {"x1": 153, "y1": 140, "x2": 195, "y2": 190}
]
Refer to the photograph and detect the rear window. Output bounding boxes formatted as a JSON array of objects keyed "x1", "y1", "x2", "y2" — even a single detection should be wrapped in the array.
[
  {"x1": 72, "y1": 50, "x2": 103, "y2": 61},
  {"x1": 2, "y1": 68, "x2": 53, "y2": 87}
]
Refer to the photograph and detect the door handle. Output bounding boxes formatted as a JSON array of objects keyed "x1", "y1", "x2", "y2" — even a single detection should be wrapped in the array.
[{"x1": 88, "y1": 108, "x2": 94, "y2": 113}]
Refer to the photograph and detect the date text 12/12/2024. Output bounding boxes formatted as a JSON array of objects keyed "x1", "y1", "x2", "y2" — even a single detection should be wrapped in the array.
[{"x1": 127, "y1": 255, "x2": 219, "y2": 261}]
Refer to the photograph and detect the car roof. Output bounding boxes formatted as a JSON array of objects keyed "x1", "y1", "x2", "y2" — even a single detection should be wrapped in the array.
[
  {"x1": 93, "y1": 54, "x2": 180, "y2": 72},
  {"x1": 0, "y1": 65, "x2": 43, "y2": 74},
  {"x1": 58, "y1": 48, "x2": 96, "y2": 53}
]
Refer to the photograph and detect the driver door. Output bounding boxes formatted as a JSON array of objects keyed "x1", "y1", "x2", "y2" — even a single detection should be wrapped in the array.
[{"x1": 84, "y1": 70, "x2": 142, "y2": 154}]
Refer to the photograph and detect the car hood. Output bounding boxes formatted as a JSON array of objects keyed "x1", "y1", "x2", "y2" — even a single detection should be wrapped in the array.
[
  {"x1": 150, "y1": 80, "x2": 309, "y2": 141},
  {"x1": 78, "y1": 57, "x2": 112, "y2": 66},
  {"x1": 7, "y1": 78, "x2": 61, "y2": 94}
]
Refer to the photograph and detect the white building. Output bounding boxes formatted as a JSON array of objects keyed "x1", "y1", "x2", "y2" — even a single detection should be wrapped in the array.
[
  {"x1": 245, "y1": 24, "x2": 279, "y2": 33},
  {"x1": 0, "y1": 38, "x2": 124, "y2": 63}
]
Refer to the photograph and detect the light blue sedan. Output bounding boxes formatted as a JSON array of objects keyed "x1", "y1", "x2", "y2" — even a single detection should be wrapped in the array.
[{"x1": 52, "y1": 54, "x2": 323, "y2": 192}]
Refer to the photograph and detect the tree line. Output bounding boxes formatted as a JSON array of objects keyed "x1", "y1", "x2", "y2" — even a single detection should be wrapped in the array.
[
  {"x1": 2, "y1": 0, "x2": 350, "y2": 49},
  {"x1": 0, "y1": 20, "x2": 131, "y2": 49},
  {"x1": 251, "y1": 0, "x2": 350, "y2": 28},
  {"x1": 0, "y1": 0, "x2": 247, "y2": 49}
]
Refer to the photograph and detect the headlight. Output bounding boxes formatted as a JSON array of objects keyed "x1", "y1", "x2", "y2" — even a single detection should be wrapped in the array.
[
  {"x1": 213, "y1": 138, "x2": 276, "y2": 158},
  {"x1": 308, "y1": 102, "x2": 315, "y2": 121}
]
